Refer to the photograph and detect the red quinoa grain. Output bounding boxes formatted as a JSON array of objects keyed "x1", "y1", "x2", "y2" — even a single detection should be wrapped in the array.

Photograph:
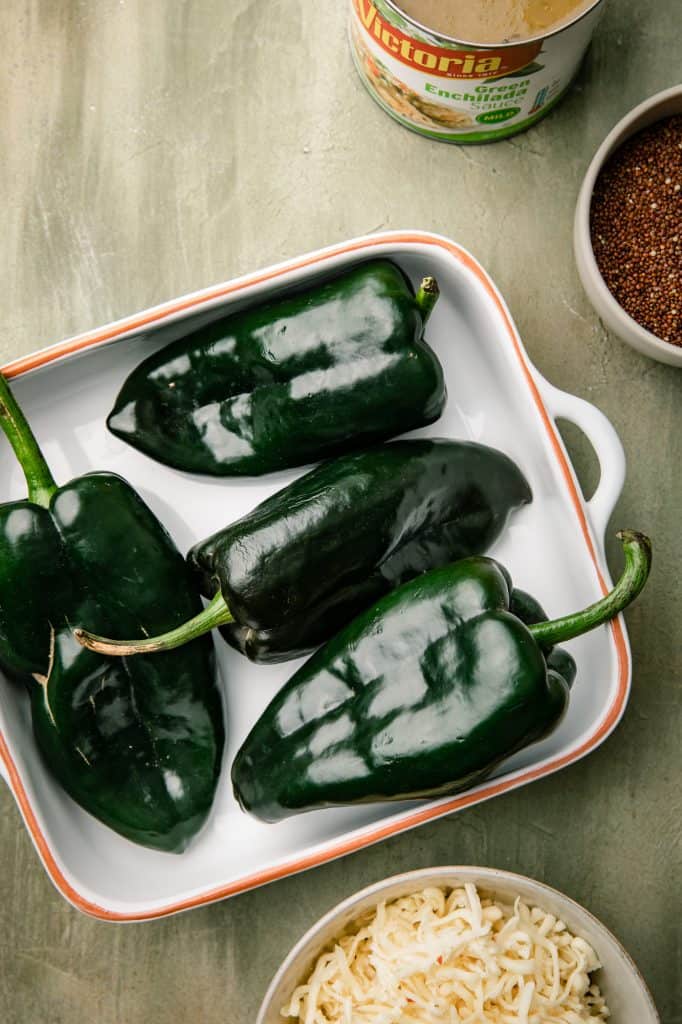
[{"x1": 590, "y1": 114, "x2": 682, "y2": 346}]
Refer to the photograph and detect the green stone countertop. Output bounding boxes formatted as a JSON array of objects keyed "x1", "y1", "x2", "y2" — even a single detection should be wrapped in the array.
[{"x1": 1, "y1": 1, "x2": 680, "y2": 1020}]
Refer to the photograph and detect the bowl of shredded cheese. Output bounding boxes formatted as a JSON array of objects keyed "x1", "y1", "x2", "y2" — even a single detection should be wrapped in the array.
[{"x1": 257, "y1": 867, "x2": 659, "y2": 1024}]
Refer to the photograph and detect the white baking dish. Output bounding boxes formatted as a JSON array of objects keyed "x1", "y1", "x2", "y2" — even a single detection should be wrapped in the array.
[{"x1": 0, "y1": 230, "x2": 629, "y2": 921}]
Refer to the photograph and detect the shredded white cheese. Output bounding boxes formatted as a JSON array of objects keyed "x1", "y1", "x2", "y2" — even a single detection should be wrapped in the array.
[{"x1": 281, "y1": 884, "x2": 609, "y2": 1024}]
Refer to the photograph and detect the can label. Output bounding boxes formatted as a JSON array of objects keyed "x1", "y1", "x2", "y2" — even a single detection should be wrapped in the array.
[{"x1": 350, "y1": 0, "x2": 603, "y2": 142}]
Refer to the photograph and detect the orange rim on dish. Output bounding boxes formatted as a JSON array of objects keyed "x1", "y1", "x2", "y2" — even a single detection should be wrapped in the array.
[{"x1": 0, "y1": 233, "x2": 629, "y2": 921}]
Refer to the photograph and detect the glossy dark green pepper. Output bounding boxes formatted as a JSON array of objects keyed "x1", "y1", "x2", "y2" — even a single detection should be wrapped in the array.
[
  {"x1": 106, "y1": 259, "x2": 445, "y2": 476},
  {"x1": 76, "y1": 439, "x2": 531, "y2": 664},
  {"x1": 231, "y1": 532, "x2": 651, "y2": 821},
  {"x1": 0, "y1": 374, "x2": 224, "y2": 852}
]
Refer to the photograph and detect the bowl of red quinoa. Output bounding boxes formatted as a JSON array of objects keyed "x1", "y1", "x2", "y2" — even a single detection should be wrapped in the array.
[{"x1": 574, "y1": 84, "x2": 682, "y2": 366}]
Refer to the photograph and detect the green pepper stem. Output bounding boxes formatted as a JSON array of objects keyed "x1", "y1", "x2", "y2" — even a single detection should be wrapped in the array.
[
  {"x1": 415, "y1": 276, "x2": 440, "y2": 325},
  {"x1": 0, "y1": 373, "x2": 57, "y2": 508},
  {"x1": 75, "y1": 531, "x2": 652, "y2": 657},
  {"x1": 529, "y1": 531, "x2": 652, "y2": 647},
  {"x1": 73, "y1": 591, "x2": 234, "y2": 656}
]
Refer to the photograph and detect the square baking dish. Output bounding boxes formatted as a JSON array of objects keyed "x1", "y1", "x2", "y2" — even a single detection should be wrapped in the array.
[{"x1": 0, "y1": 231, "x2": 629, "y2": 921}]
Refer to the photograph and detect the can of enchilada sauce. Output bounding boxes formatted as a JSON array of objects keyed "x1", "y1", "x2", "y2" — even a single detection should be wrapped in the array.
[{"x1": 349, "y1": 0, "x2": 605, "y2": 143}]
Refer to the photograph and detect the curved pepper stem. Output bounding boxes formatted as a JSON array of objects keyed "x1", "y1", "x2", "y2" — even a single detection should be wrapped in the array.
[
  {"x1": 529, "y1": 531, "x2": 651, "y2": 647},
  {"x1": 0, "y1": 372, "x2": 57, "y2": 508},
  {"x1": 78, "y1": 530, "x2": 652, "y2": 658},
  {"x1": 415, "y1": 276, "x2": 440, "y2": 325},
  {"x1": 74, "y1": 591, "x2": 234, "y2": 656}
]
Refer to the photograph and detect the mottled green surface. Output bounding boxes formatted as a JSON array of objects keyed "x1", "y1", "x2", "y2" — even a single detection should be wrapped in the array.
[{"x1": 1, "y1": 1, "x2": 680, "y2": 1021}]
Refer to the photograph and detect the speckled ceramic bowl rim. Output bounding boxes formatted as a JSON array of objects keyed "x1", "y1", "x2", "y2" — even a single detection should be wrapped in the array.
[
  {"x1": 257, "y1": 866, "x2": 660, "y2": 1023},
  {"x1": 574, "y1": 84, "x2": 682, "y2": 366}
]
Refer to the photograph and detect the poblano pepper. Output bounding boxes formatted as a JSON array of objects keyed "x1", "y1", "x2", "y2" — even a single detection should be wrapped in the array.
[
  {"x1": 231, "y1": 532, "x2": 651, "y2": 821},
  {"x1": 0, "y1": 374, "x2": 224, "y2": 852},
  {"x1": 76, "y1": 439, "x2": 531, "y2": 663},
  {"x1": 106, "y1": 259, "x2": 445, "y2": 476}
]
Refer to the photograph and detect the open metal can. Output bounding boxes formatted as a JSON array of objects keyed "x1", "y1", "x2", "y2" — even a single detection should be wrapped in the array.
[{"x1": 349, "y1": 0, "x2": 605, "y2": 143}]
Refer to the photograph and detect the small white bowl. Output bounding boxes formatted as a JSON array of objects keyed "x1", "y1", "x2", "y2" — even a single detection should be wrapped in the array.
[
  {"x1": 257, "y1": 866, "x2": 660, "y2": 1024},
  {"x1": 574, "y1": 84, "x2": 682, "y2": 367}
]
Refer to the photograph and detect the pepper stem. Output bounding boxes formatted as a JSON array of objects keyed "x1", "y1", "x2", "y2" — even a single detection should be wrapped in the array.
[
  {"x1": 529, "y1": 531, "x2": 651, "y2": 647},
  {"x1": 0, "y1": 373, "x2": 58, "y2": 508},
  {"x1": 415, "y1": 276, "x2": 440, "y2": 325},
  {"x1": 74, "y1": 591, "x2": 234, "y2": 656}
]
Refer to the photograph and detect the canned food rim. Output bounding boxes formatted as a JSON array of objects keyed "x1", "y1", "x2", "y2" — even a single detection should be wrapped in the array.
[{"x1": 383, "y1": 0, "x2": 605, "y2": 49}]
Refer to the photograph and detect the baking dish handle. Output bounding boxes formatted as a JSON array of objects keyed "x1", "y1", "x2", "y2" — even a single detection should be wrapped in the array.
[{"x1": 536, "y1": 379, "x2": 626, "y2": 542}]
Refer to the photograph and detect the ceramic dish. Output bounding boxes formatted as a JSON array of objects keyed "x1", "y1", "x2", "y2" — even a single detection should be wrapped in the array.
[
  {"x1": 574, "y1": 83, "x2": 682, "y2": 367},
  {"x1": 257, "y1": 866, "x2": 659, "y2": 1023},
  {"x1": 0, "y1": 230, "x2": 629, "y2": 921}
]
